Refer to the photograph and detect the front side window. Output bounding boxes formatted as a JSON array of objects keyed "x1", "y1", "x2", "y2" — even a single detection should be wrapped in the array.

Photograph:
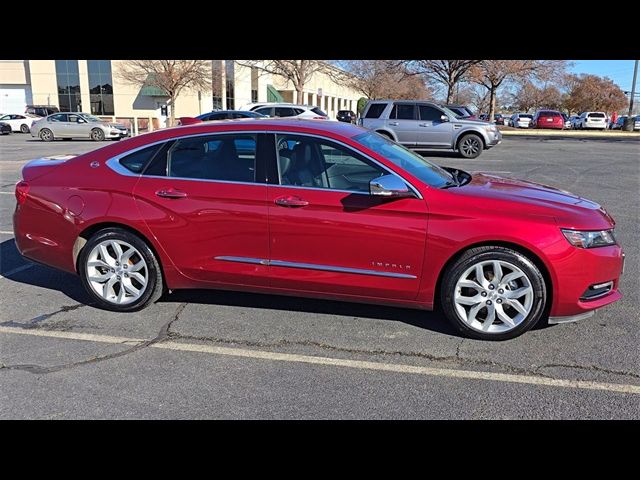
[
  {"x1": 49, "y1": 114, "x2": 67, "y2": 122},
  {"x1": 419, "y1": 105, "x2": 444, "y2": 122},
  {"x1": 166, "y1": 134, "x2": 257, "y2": 183},
  {"x1": 353, "y1": 131, "x2": 452, "y2": 188},
  {"x1": 68, "y1": 114, "x2": 82, "y2": 123},
  {"x1": 274, "y1": 107, "x2": 295, "y2": 117},
  {"x1": 275, "y1": 134, "x2": 385, "y2": 193},
  {"x1": 255, "y1": 107, "x2": 274, "y2": 117}
]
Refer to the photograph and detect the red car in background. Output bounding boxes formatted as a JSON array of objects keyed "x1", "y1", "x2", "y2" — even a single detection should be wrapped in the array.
[
  {"x1": 13, "y1": 119, "x2": 624, "y2": 340},
  {"x1": 531, "y1": 110, "x2": 565, "y2": 129}
]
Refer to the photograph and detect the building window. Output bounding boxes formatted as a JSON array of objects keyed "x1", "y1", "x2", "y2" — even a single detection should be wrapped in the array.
[
  {"x1": 87, "y1": 60, "x2": 114, "y2": 115},
  {"x1": 212, "y1": 60, "x2": 223, "y2": 110},
  {"x1": 225, "y1": 60, "x2": 235, "y2": 110},
  {"x1": 251, "y1": 67, "x2": 258, "y2": 103},
  {"x1": 55, "y1": 60, "x2": 82, "y2": 112}
]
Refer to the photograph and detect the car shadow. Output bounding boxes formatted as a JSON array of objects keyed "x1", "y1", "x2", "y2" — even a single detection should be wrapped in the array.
[{"x1": 0, "y1": 238, "x2": 460, "y2": 337}]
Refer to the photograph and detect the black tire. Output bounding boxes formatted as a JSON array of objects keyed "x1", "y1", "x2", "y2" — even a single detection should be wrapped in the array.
[
  {"x1": 20, "y1": 124, "x2": 30, "y2": 133},
  {"x1": 91, "y1": 128, "x2": 105, "y2": 141},
  {"x1": 78, "y1": 227, "x2": 163, "y2": 312},
  {"x1": 62, "y1": 138, "x2": 72, "y2": 141},
  {"x1": 457, "y1": 133, "x2": 484, "y2": 159},
  {"x1": 440, "y1": 246, "x2": 547, "y2": 341},
  {"x1": 39, "y1": 128, "x2": 54, "y2": 142},
  {"x1": 111, "y1": 137, "x2": 122, "y2": 141}
]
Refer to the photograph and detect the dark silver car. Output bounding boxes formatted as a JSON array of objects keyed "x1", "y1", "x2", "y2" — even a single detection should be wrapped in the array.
[
  {"x1": 360, "y1": 100, "x2": 501, "y2": 158},
  {"x1": 30, "y1": 112, "x2": 129, "y2": 141}
]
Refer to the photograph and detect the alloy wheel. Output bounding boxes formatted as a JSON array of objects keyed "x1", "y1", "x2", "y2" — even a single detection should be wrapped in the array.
[
  {"x1": 453, "y1": 259, "x2": 534, "y2": 334},
  {"x1": 460, "y1": 136, "x2": 480, "y2": 156},
  {"x1": 86, "y1": 239, "x2": 148, "y2": 305}
]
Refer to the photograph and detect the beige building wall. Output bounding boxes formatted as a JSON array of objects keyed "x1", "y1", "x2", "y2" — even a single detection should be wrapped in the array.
[
  {"x1": 0, "y1": 60, "x2": 27, "y2": 84},
  {"x1": 27, "y1": 60, "x2": 58, "y2": 106}
]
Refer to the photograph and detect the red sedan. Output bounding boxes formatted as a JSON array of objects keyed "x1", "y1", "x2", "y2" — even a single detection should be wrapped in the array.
[
  {"x1": 13, "y1": 119, "x2": 624, "y2": 340},
  {"x1": 531, "y1": 110, "x2": 565, "y2": 129}
]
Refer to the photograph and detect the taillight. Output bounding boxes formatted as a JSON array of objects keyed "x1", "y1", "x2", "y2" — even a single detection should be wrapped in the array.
[{"x1": 15, "y1": 181, "x2": 29, "y2": 205}]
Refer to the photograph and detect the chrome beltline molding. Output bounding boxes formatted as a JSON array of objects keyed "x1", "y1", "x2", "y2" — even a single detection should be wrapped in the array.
[{"x1": 214, "y1": 256, "x2": 417, "y2": 279}]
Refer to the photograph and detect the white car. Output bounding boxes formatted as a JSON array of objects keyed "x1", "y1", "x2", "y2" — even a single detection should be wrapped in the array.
[
  {"x1": 576, "y1": 112, "x2": 608, "y2": 130},
  {"x1": 0, "y1": 113, "x2": 41, "y2": 133},
  {"x1": 509, "y1": 113, "x2": 533, "y2": 128},
  {"x1": 241, "y1": 103, "x2": 329, "y2": 120}
]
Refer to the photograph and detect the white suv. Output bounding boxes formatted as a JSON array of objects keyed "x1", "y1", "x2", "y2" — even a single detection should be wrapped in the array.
[
  {"x1": 576, "y1": 112, "x2": 608, "y2": 130},
  {"x1": 240, "y1": 103, "x2": 328, "y2": 120}
]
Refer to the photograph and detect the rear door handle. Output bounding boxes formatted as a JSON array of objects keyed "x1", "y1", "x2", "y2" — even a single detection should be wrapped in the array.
[
  {"x1": 418, "y1": 123, "x2": 429, "y2": 127},
  {"x1": 274, "y1": 195, "x2": 309, "y2": 207},
  {"x1": 156, "y1": 188, "x2": 188, "y2": 199}
]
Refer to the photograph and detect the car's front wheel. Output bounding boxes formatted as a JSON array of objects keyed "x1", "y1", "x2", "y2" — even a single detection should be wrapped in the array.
[
  {"x1": 78, "y1": 228, "x2": 163, "y2": 312},
  {"x1": 91, "y1": 128, "x2": 105, "y2": 141},
  {"x1": 457, "y1": 133, "x2": 484, "y2": 159},
  {"x1": 440, "y1": 246, "x2": 547, "y2": 340}
]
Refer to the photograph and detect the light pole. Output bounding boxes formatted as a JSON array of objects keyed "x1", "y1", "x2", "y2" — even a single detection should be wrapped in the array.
[{"x1": 623, "y1": 60, "x2": 638, "y2": 131}]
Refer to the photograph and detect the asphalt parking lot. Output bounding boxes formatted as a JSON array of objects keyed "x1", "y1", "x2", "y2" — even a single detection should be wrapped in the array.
[{"x1": 0, "y1": 133, "x2": 638, "y2": 419}]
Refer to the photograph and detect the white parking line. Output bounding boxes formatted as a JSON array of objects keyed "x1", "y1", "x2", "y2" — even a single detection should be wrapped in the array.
[
  {"x1": 0, "y1": 230, "x2": 14, "y2": 235},
  {"x1": 0, "y1": 325, "x2": 638, "y2": 395},
  {"x1": 0, "y1": 264, "x2": 33, "y2": 279},
  {"x1": 0, "y1": 192, "x2": 14, "y2": 194}
]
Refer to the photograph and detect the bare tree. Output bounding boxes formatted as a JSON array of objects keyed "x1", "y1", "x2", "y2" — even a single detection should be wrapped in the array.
[
  {"x1": 237, "y1": 60, "x2": 333, "y2": 104},
  {"x1": 117, "y1": 60, "x2": 211, "y2": 127},
  {"x1": 333, "y1": 60, "x2": 432, "y2": 100},
  {"x1": 563, "y1": 74, "x2": 628, "y2": 114},
  {"x1": 469, "y1": 60, "x2": 568, "y2": 121},
  {"x1": 403, "y1": 60, "x2": 481, "y2": 103}
]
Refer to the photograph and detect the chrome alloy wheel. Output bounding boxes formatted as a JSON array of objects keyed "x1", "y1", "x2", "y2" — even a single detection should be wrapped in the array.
[
  {"x1": 86, "y1": 240, "x2": 148, "y2": 305},
  {"x1": 453, "y1": 260, "x2": 534, "y2": 334}
]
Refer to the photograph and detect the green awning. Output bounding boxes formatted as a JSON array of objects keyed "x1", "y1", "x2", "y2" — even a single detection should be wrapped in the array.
[
  {"x1": 267, "y1": 84, "x2": 284, "y2": 102},
  {"x1": 140, "y1": 74, "x2": 168, "y2": 97}
]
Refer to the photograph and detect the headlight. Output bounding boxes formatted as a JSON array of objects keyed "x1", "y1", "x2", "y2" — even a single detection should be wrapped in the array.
[
  {"x1": 484, "y1": 125, "x2": 497, "y2": 132},
  {"x1": 561, "y1": 229, "x2": 616, "y2": 248}
]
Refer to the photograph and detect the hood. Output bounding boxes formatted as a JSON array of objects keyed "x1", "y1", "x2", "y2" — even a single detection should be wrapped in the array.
[
  {"x1": 453, "y1": 172, "x2": 614, "y2": 229},
  {"x1": 101, "y1": 121, "x2": 127, "y2": 129}
]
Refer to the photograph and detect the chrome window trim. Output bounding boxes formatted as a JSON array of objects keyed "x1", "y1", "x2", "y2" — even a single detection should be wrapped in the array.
[
  {"x1": 103, "y1": 129, "x2": 423, "y2": 199},
  {"x1": 215, "y1": 256, "x2": 417, "y2": 279}
]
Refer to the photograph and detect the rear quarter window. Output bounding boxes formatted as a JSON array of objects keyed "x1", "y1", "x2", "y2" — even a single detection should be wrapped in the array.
[
  {"x1": 119, "y1": 144, "x2": 162, "y2": 173},
  {"x1": 364, "y1": 103, "x2": 387, "y2": 119}
]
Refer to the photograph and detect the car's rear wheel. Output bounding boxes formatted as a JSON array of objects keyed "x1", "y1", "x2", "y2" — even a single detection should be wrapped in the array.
[
  {"x1": 91, "y1": 128, "x2": 105, "y2": 141},
  {"x1": 78, "y1": 228, "x2": 163, "y2": 312},
  {"x1": 20, "y1": 124, "x2": 30, "y2": 133},
  {"x1": 440, "y1": 246, "x2": 547, "y2": 340},
  {"x1": 39, "y1": 128, "x2": 54, "y2": 141},
  {"x1": 457, "y1": 133, "x2": 484, "y2": 159}
]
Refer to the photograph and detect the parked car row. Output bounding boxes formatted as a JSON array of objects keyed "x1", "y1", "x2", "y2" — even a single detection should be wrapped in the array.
[{"x1": 610, "y1": 115, "x2": 640, "y2": 131}]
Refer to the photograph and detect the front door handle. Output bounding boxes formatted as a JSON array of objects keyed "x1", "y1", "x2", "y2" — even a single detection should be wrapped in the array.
[
  {"x1": 156, "y1": 188, "x2": 188, "y2": 199},
  {"x1": 274, "y1": 195, "x2": 309, "y2": 207},
  {"x1": 388, "y1": 122, "x2": 399, "y2": 126},
  {"x1": 418, "y1": 123, "x2": 429, "y2": 127}
]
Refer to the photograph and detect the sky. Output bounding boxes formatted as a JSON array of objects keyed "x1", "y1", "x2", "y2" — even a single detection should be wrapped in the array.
[{"x1": 570, "y1": 60, "x2": 638, "y2": 91}]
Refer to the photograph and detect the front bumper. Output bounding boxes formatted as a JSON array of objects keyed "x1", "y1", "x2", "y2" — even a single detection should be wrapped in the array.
[
  {"x1": 486, "y1": 130, "x2": 502, "y2": 148},
  {"x1": 549, "y1": 243, "x2": 624, "y2": 318},
  {"x1": 106, "y1": 129, "x2": 129, "y2": 138}
]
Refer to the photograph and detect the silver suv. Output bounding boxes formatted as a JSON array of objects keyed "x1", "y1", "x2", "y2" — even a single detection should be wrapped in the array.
[{"x1": 360, "y1": 100, "x2": 501, "y2": 158}]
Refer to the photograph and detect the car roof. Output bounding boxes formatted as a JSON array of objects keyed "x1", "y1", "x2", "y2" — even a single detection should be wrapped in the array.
[{"x1": 148, "y1": 118, "x2": 367, "y2": 139}]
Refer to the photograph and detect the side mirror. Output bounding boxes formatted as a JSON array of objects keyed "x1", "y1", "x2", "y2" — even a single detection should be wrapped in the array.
[
  {"x1": 370, "y1": 174, "x2": 414, "y2": 198},
  {"x1": 440, "y1": 115, "x2": 450, "y2": 122},
  {"x1": 77, "y1": 118, "x2": 86, "y2": 123}
]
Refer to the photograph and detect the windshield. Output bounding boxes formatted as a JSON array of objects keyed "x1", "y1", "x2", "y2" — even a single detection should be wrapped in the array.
[
  {"x1": 80, "y1": 114, "x2": 103, "y2": 122},
  {"x1": 440, "y1": 106, "x2": 463, "y2": 119},
  {"x1": 353, "y1": 131, "x2": 454, "y2": 188}
]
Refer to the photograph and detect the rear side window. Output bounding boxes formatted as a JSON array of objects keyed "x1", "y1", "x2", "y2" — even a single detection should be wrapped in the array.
[
  {"x1": 166, "y1": 134, "x2": 257, "y2": 182},
  {"x1": 274, "y1": 107, "x2": 296, "y2": 117},
  {"x1": 311, "y1": 107, "x2": 327, "y2": 116},
  {"x1": 364, "y1": 103, "x2": 387, "y2": 119},
  {"x1": 390, "y1": 104, "x2": 416, "y2": 120},
  {"x1": 119, "y1": 144, "x2": 162, "y2": 173}
]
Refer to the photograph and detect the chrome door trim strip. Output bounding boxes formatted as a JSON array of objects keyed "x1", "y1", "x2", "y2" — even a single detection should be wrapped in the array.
[
  {"x1": 271, "y1": 260, "x2": 416, "y2": 278},
  {"x1": 215, "y1": 256, "x2": 416, "y2": 279},
  {"x1": 214, "y1": 256, "x2": 269, "y2": 265}
]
